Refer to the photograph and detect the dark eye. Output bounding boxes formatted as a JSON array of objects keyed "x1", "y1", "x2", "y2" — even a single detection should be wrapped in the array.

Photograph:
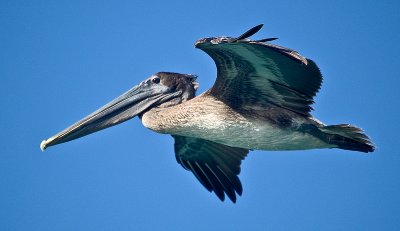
[{"x1": 152, "y1": 77, "x2": 160, "y2": 84}]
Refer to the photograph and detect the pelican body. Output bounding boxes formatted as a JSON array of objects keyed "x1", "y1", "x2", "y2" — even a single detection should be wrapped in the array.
[
  {"x1": 142, "y1": 90, "x2": 329, "y2": 151},
  {"x1": 41, "y1": 25, "x2": 374, "y2": 203}
]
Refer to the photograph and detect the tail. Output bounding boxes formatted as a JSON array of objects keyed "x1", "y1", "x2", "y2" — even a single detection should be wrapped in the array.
[{"x1": 319, "y1": 124, "x2": 375, "y2": 153}]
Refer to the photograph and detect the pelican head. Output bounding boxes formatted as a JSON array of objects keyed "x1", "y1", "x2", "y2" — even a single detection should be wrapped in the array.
[{"x1": 40, "y1": 72, "x2": 198, "y2": 151}]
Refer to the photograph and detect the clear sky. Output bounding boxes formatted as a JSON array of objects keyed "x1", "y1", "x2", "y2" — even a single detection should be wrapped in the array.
[{"x1": 1, "y1": 0, "x2": 399, "y2": 230}]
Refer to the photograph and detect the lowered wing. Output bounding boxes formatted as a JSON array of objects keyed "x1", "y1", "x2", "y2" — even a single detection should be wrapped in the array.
[{"x1": 173, "y1": 135, "x2": 248, "y2": 203}]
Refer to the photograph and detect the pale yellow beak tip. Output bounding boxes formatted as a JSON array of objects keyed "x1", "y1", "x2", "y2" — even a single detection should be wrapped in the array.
[{"x1": 40, "y1": 140, "x2": 47, "y2": 152}]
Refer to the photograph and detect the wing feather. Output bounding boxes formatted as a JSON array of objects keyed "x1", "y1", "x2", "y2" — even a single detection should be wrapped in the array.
[
  {"x1": 186, "y1": 160, "x2": 213, "y2": 192},
  {"x1": 195, "y1": 26, "x2": 322, "y2": 116},
  {"x1": 173, "y1": 135, "x2": 248, "y2": 203}
]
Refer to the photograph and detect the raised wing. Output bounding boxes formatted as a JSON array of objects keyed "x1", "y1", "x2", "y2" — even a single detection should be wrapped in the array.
[
  {"x1": 173, "y1": 135, "x2": 248, "y2": 203},
  {"x1": 195, "y1": 24, "x2": 322, "y2": 116}
]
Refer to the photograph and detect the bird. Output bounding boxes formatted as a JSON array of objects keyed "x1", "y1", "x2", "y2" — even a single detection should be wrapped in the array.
[{"x1": 40, "y1": 24, "x2": 374, "y2": 203}]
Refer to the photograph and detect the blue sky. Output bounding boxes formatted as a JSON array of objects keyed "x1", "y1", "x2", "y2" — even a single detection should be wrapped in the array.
[{"x1": 1, "y1": 0, "x2": 399, "y2": 230}]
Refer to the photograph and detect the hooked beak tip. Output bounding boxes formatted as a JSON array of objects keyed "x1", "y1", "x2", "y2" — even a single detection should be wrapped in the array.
[{"x1": 40, "y1": 140, "x2": 48, "y2": 152}]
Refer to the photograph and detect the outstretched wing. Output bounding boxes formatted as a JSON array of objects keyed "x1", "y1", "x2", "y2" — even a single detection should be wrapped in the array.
[
  {"x1": 173, "y1": 135, "x2": 248, "y2": 203},
  {"x1": 195, "y1": 24, "x2": 322, "y2": 116}
]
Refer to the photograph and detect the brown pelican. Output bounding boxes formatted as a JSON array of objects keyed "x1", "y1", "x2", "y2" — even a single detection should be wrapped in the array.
[{"x1": 40, "y1": 24, "x2": 374, "y2": 203}]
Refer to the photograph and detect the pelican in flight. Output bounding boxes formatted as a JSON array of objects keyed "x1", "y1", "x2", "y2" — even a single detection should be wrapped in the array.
[{"x1": 41, "y1": 24, "x2": 374, "y2": 202}]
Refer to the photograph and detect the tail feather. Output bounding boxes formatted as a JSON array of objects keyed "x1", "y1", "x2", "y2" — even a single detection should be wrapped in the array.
[{"x1": 319, "y1": 124, "x2": 375, "y2": 153}]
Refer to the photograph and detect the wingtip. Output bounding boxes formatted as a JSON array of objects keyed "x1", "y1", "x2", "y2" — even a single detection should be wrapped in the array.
[
  {"x1": 255, "y1": 23, "x2": 264, "y2": 30},
  {"x1": 235, "y1": 24, "x2": 265, "y2": 41},
  {"x1": 251, "y1": 24, "x2": 265, "y2": 35},
  {"x1": 254, "y1": 37, "x2": 278, "y2": 43}
]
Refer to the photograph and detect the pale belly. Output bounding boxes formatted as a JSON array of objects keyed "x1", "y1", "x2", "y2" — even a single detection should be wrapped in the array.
[
  {"x1": 171, "y1": 118, "x2": 329, "y2": 151},
  {"x1": 142, "y1": 103, "x2": 331, "y2": 151}
]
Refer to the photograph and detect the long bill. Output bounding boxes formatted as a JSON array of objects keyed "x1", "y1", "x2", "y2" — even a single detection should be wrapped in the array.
[{"x1": 40, "y1": 82, "x2": 181, "y2": 151}]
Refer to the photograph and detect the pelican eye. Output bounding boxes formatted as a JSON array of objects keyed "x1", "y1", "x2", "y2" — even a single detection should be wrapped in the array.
[{"x1": 152, "y1": 77, "x2": 160, "y2": 84}]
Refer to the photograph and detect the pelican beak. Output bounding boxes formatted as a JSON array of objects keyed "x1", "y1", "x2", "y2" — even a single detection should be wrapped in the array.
[{"x1": 40, "y1": 80, "x2": 181, "y2": 151}]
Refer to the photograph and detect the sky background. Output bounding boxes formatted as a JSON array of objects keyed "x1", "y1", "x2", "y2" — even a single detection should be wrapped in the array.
[{"x1": 1, "y1": 0, "x2": 399, "y2": 230}]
